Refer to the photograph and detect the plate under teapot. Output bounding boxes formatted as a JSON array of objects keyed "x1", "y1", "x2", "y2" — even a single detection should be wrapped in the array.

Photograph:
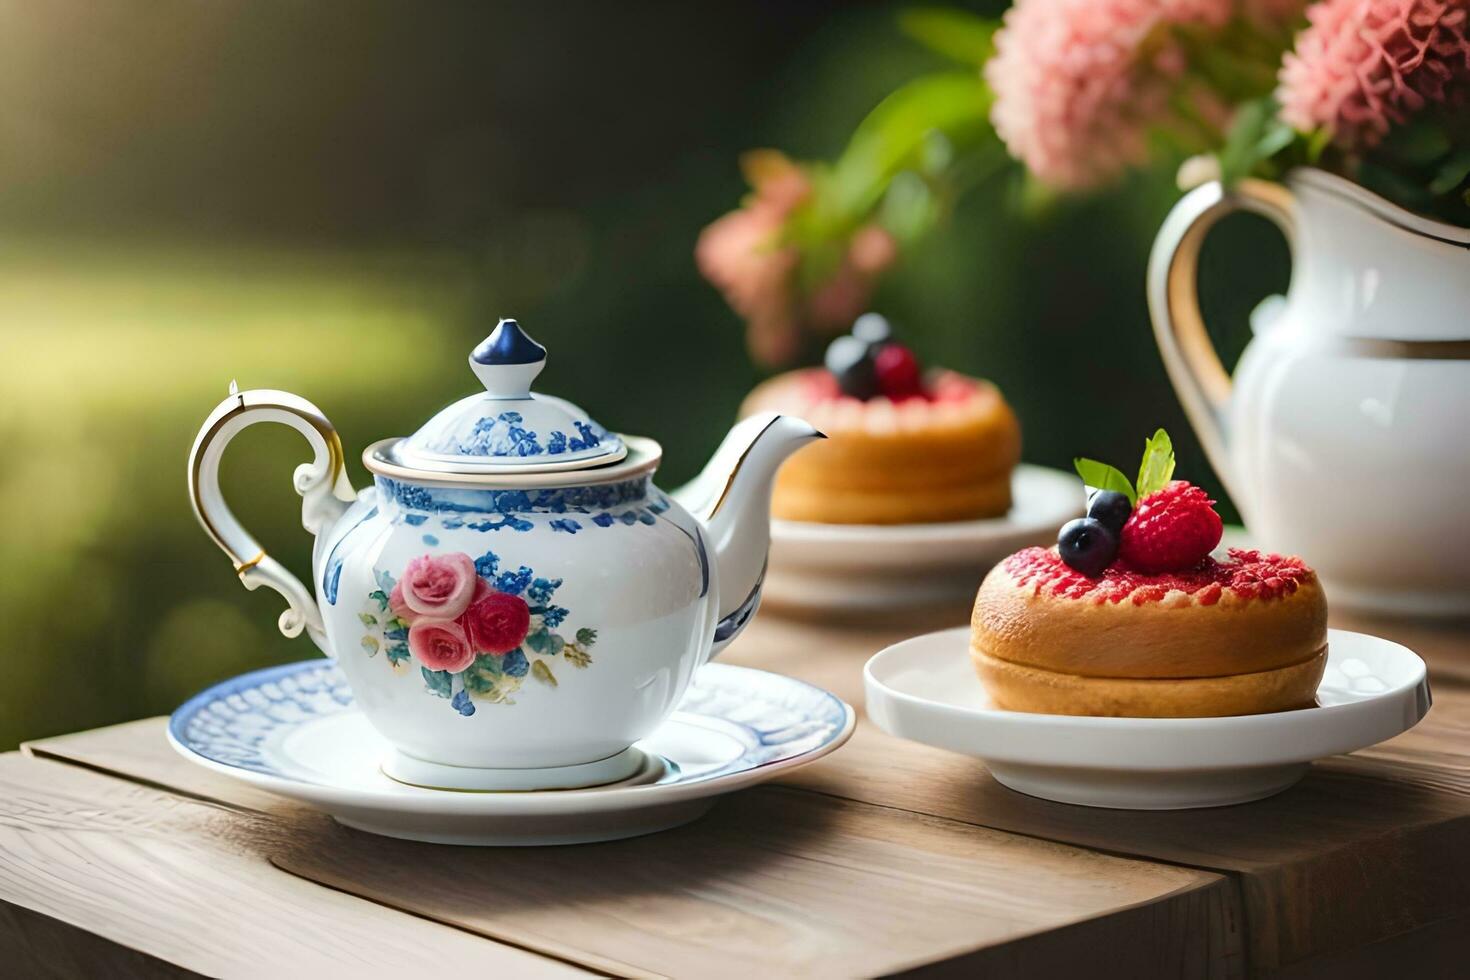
[{"x1": 169, "y1": 660, "x2": 854, "y2": 845}]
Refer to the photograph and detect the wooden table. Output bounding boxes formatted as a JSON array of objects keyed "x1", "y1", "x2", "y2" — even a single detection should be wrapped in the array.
[{"x1": 3, "y1": 605, "x2": 1467, "y2": 978}]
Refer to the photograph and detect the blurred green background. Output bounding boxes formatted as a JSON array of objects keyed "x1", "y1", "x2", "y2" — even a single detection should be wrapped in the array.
[{"x1": 0, "y1": 0, "x2": 1288, "y2": 748}]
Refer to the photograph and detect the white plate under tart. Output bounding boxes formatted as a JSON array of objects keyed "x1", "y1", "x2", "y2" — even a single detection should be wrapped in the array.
[
  {"x1": 765, "y1": 464, "x2": 1085, "y2": 612},
  {"x1": 865, "y1": 627, "x2": 1430, "y2": 810}
]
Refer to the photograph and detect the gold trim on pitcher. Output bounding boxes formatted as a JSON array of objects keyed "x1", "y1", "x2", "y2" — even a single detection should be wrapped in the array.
[{"x1": 1322, "y1": 337, "x2": 1470, "y2": 360}]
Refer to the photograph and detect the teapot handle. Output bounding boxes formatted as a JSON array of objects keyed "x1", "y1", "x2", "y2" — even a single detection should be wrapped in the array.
[
  {"x1": 187, "y1": 386, "x2": 357, "y2": 654},
  {"x1": 1146, "y1": 178, "x2": 1295, "y2": 505}
]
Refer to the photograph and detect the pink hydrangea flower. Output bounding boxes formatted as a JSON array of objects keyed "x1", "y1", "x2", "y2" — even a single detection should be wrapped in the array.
[
  {"x1": 696, "y1": 151, "x2": 897, "y2": 365},
  {"x1": 407, "y1": 619, "x2": 476, "y2": 674},
  {"x1": 987, "y1": 0, "x2": 1243, "y2": 189},
  {"x1": 396, "y1": 553, "x2": 478, "y2": 620},
  {"x1": 1278, "y1": 0, "x2": 1470, "y2": 147}
]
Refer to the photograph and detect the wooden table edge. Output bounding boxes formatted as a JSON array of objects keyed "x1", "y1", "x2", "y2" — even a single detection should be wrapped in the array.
[{"x1": 18, "y1": 719, "x2": 1244, "y2": 978}]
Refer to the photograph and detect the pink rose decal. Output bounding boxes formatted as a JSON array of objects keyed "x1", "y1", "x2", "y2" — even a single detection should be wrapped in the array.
[
  {"x1": 407, "y1": 619, "x2": 476, "y2": 674},
  {"x1": 388, "y1": 582, "x2": 418, "y2": 625},
  {"x1": 360, "y1": 548, "x2": 598, "y2": 715},
  {"x1": 398, "y1": 553, "x2": 478, "y2": 619},
  {"x1": 460, "y1": 590, "x2": 532, "y2": 655}
]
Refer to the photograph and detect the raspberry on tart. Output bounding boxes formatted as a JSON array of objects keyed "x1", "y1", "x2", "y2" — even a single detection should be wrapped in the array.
[
  {"x1": 1118, "y1": 481, "x2": 1223, "y2": 572},
  {"x1": 971, "y1": 430, "x2": 1328, "y2": 718},
  {"x1": 740, "y1": 315, "x2": 1021, "y2": 525}
]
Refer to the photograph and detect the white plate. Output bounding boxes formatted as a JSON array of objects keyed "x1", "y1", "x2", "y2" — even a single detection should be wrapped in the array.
[
  {"x1": 169, "y1": 660, "x2": 854, "y2": 845},
  {"x1": 764, "y1": 464, "x2": 1084, "y2": 611},
  {"x1": 865, "y1": 627, "x2": 1430, "y2": 809}
]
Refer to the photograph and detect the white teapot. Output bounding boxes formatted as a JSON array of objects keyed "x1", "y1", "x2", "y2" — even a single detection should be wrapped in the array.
[
  {"x1": 187, "y1": 319, "x2": 820, "y2": 790},
  {"x1": 1149, "y1": 168, "x2": 1470, "y2": 617}
]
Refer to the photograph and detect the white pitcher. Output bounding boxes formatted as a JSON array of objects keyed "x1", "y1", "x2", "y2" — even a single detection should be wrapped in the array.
[{"x1": 1148, "y1": 168, "x2": 1470, "y2": 617}]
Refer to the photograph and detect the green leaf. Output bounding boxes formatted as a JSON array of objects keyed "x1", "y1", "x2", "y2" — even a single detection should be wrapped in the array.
[
  {"x1": 462, "y1": 654, "x2": 505, "y2": 695},
  {"x1": 1218, "y1": 98, "x2": 1294, "y2": 185},
  {"x1": 1017, "y1": 171, "x2": 1060, "y2": 217},
  {"x1": 524, "y1": 627, "x2": 552, "y2": 654},
  {"x1": 1306, "y1": 127, "x2": 1333, "y2": 164},
  {"x1": 531, "y1": 660, "x2": 558, "y2": 687},
  {"x1": 368, "y1": 589, "x2": 390, "y2": 612},
  {"x1": 825, "y1": 71, "x2": 995, "y2": 222},
  {"x1": 918, "y1": 129, "x2": 954, "y2": 178},
  {"x1": 1429, "y1": 147, "x2": 1470, "y2": 195},
  {"x1": 1357, "y1": 159, "x2": 1436, "y2": 211},
  {"x1": 1255, "y1": 119, "x2": 1297, "y2": 162},
  {"x1": 1073, "y1": 458, "x2": 1136, "y2": 504},
  {"x1": 878, "y1": 170, "x2": 940, "y2": 245},
  {"x1": 462, "y1": 657, "x2": 522, "y2": 703},
  {"x1": 421, "y1": 668, "x2": 452, "y2": 699},
  {"x1": 575, "y1": 627, "x2": 598, "y2": 647},
  {"x1": 385, "y1": 642, "x2": 410, "y2": 666},
  {"x1": 545, "y1": 633, "x2": 565, "y2": 656},
  {"x1": 1135, "y1": 429, "x2": 1176, "y2": 499},
  {"x1": 360, "y1": 635, "x2": 379, "y2": 657},
  {"x1": 357, "y1": 612, "x2": 378, "y2": 627},
  {"x1": 898, "y1": 8, "x2": 996, "y2": 67},
  {"x1": 462, "y1": 655, "x2": 496, "y2": 694},
  {"x1": 1382, "y1": 117, "x2": 1451, "y2": 166}
]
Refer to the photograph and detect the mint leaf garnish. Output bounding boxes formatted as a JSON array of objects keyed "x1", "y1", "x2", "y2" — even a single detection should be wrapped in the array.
[
  {"x1": 1073, "y1": 458, "x2": 1136, "y2": 504},
  {"x1": 1135, "y1": 428, "x2": 1176, "y2": 499}
]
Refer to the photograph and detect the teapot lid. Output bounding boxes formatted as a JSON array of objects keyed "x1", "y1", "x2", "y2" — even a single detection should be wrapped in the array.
[{"x1": 384, "y1": 318, "x2": 626, "y2": 475}]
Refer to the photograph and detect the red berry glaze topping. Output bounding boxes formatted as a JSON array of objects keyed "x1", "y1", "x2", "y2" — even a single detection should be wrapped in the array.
[
  {"x1": 800, "y1": 366, "x2": 985, "y2": 405},
  {"x1": 873, "y1": 344, "x2": 924, "y2": 400},
  {"x1": 1117, "y1": 481, "x2": 1223, "y2": 573},
  {"x1": 1003, "y1": 547, "x2": 1313, "y2": 605}
]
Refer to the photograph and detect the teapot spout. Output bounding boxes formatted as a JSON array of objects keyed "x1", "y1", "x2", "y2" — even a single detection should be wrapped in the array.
[{"x1": 675, "y1": 412, "x2": 822, "y2": 652}]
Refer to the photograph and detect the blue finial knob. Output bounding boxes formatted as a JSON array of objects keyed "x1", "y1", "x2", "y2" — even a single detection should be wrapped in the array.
[
  {"x1": 469, "y1": 318, "x2": 548, "y2": 399},
  {"x1": 472, "y1": 318, "x2": 547, "y2": 366}
]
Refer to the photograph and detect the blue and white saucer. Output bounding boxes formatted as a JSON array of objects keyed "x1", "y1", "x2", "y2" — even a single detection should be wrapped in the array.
[{"x1": 170, "y1": 660, "x2": 854, "y2": 845}]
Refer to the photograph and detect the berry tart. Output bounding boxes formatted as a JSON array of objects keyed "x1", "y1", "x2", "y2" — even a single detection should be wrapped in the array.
[
  {"x1": 740, "y1": 314, "x2": 1021, "y2": 524},
  {"x1": 971, "y1": 430, "x2": 1328, "y2": 718}
]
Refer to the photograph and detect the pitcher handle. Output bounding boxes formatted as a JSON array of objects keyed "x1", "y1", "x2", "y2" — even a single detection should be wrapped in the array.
[
  {"x1": 187, "y1": 385, "x2": 356, "y2": 654},
  {"x1": 1146, "y1": 178, "x2": 1295, "y2": 503}
]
